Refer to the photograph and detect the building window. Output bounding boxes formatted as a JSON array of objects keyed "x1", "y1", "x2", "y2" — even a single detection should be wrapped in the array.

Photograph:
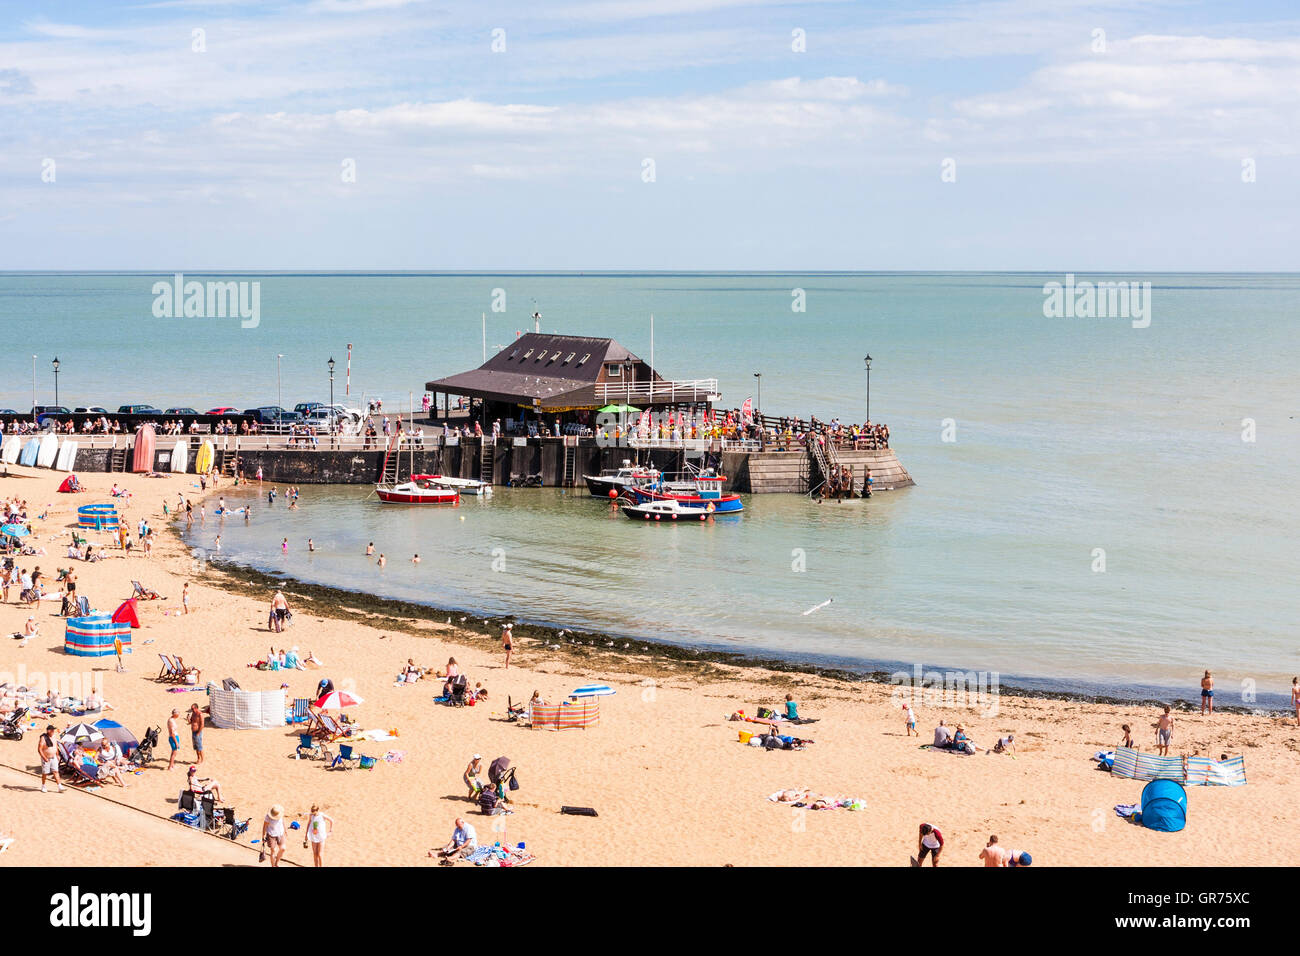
[
  {"x1": 606, "y1": 364, "x2": 621, "y2": 377},
  {"x1": 578, "y1": 353, "x2": 590, "y2": 365},
  {"x1": 523, "y1": 350, "x2": 533, "y2": 360},
  {"x1": 564, "y1": 352, "x2": 575, "y2": 363}
]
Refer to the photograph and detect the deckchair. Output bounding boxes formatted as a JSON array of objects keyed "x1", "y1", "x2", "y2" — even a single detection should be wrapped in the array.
[
  {"x1": 316, "y1": 713, "x2": 349, "y2": 740},
  {"x1": 289, "y1": 698, "x2": 312, "y2": 724},
  {"x1": 305, "y1": 713, "x2": 343, "y2": 741},
  {"x1": 172, "y1": 657, "x2": 201, "y2": 684},
  {"x1": 131, "y1": 580, "x2": 163, "y2": 601},
  {"x1": 157, "y1": 654, "x2": 182, "y2": 682}
]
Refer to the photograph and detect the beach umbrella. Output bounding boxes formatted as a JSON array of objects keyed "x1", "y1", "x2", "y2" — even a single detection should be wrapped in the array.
[
  {"x1": 597, "y1": 404, "x2": 640, "y2": 415},
  {"x1": 0, "y1": 523, "x2": 28, "y2": 538},
  {"x1": 570, "y1": 683, "x2": 616, "y2": 699},
  {"x1": 314, "y1": 689, "x2": 363, "y2": 710},
  {"x1": 61, "y1": 722, "x2": 104, "y2": 746}
]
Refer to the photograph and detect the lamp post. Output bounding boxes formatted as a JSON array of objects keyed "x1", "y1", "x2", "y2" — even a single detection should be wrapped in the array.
[
  {"x1": 864, "y1": 355, "x2": 872, "y2": 424},
  {"x1": 276, "y1": 354, "x2": 284, "y2": 426},
  {"x1": 52, "y1": 356, "x2": 61, "y2": 408},
  {"x1": 753, "y1": 372, "x2": 762, "y2": 448},
  {"x1": 31, "y1": 355, "x2": 36, "y2": 419},
  {"x1": 328, "y1": 357, "x2": 336, "y2": 447}
]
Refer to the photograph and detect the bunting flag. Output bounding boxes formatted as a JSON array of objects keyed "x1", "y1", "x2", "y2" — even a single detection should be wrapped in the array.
[{"x1": 741, "y1": 398, "x2": 754, "y2": 424}]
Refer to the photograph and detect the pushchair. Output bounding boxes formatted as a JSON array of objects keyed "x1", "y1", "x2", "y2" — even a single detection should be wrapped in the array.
[
  {"x1": 131, "y1": 726, "x2": 160, "y2": 767},
  {"x1": 1, "y1": 707, "x2": 27, "y2": 741}
]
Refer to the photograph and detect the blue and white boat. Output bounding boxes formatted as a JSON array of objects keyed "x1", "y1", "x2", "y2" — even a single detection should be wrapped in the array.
[{"x1": 624, "y1": 474, "x2": 744, "y2": 513}]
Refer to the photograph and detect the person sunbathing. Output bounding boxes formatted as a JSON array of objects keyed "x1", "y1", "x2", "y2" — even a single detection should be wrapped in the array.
[
  {"x1": 97, "y1": 738, "x2": 128, "y2": 770},
  {"x1": 187, "y1": 766, "x2": 223, "y2": 802},
  {"x1": 952, "y1": 726, "x2": 976, "y2": 754}
]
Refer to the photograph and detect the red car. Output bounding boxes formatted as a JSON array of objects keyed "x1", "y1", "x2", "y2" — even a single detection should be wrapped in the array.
[{"x1": 206, "y1": 406, "x2": 239, "y2": 415}]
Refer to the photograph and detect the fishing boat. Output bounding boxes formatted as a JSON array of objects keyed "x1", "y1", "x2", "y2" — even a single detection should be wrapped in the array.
[
  {"x1": 624, "y1": 475, "x2": 744, "y2": 513},
  {"x1": 622, "y1": 499, "x2": 714, "y2": 522},
  {"x1": 410, "y1": 474, "x2": 492, "y2": 496},
  {"x1": 584, "y1": 460, "x2": 658, "y2": 498},
  {"x1": 375, "y1": 477, "x2": 460, "y2": 505}
]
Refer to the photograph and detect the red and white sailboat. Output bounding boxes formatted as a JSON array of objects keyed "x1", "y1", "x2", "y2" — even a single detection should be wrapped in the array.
[{"x1": 374, "y1": 429, "x2": 460, "y2": 505}]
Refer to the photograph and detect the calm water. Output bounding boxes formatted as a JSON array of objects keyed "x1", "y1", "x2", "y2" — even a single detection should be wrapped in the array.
[{"x1": 5, "y1": 273, "x2": 1297, "y2": 702}]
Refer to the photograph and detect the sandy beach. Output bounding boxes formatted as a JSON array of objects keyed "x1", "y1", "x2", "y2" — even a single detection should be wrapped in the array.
[{"x1": 1, "y1": 464, "x2": 1294, "y2": 868}]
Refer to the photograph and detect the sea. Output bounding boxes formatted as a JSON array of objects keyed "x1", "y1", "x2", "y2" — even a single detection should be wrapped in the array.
[{"x1": 4, "y1": 272, "x2": 1296, "y2": 706}]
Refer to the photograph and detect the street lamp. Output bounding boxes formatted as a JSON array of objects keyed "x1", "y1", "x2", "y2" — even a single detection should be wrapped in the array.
[
  {"x1": 328, "y1": 356, "x2": 336, "y2": 409},
  {"x1": 864, "y1": 355, "x2": 873, "y2": 424},
  {"x1": 753, "y1": 372, "x2": 763, "y2": 448},
  {"x1": 52, "y1": 356, "x2": 60, "y2": 408},
  {"x1": 31, "y1": 355, "x2": 36, "y2": 418},
  {"x1": 276, "y1": 354, "x2": 284, "y2": 426}
]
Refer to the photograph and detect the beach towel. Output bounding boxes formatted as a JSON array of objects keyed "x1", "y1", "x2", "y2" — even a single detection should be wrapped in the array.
[
  {"x1": 1114, "y1": 803, "x2": 1141, "y2": 820},
  {"x1": 382, "y1": 750, "x2": 405, "y2": 764},
  {"x1": 919, "y1": 744, "x2": 972, "y2": 756}
]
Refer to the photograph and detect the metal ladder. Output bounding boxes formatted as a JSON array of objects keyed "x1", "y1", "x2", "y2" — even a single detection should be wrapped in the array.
[
  {"x1": 109, "y1": 446, "x2": 129, "y2": 472},
  {"x1": 382, "y1": 436, "x2": 402, "y2": 484},
  {"x1": 479, "y1": 440, "x2": 494, "y2": 484},
  {"x1": 561, "y1": 444, "x2": 576, "y2": 487}
]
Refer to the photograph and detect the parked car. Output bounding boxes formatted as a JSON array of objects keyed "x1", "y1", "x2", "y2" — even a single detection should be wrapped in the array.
[
  {"x1": 74, "y1": 406, "x2": 109, "y2": 414},
  {"x1": 206, "y1": 406, "x2": 239, "y2": 415},
  {"x1": 0, "y1": 408, "x2": 22, "y2": 415},
  {"x1": 31, "y1": 405, "x2": 70, "y2": 417},
  {"x1": 165, "y1": 407, "x2": 198, "y2": 415},
  {"x1": 117, "y1": 404, "x2": 161, "y2": 415},
  {"x1": 243, "y1": 406, "x2": 303, "y2": 426},
  {"x1": 293, "y1": 402, "x2": 326, "y2": 417}
]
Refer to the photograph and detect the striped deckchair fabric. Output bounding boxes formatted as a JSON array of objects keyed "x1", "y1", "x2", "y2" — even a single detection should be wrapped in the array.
[
  {"x1": 1110, "y1": 747, "x2": 1184, "y2": 782},
  {"x1": 289, "y1": 698, "x2": 312, "y2": 724},
  {"x1": 1186, "y1": 755, "x2": 1247, "y2": 787},
  {"x1": 529, "y1": 699, "x2": 600, "y2": 731}
]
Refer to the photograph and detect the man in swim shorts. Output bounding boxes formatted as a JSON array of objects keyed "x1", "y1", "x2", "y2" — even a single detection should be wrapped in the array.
[
  {"x1": 189, "y1": 704, "x2": 205, "y2": 765},
  {"x1": 167, "y1": 708, "x2": 181, "y2": 770},
  {"x1": 1201, "y1": 670, "x2": 1214, "y2": 716}
]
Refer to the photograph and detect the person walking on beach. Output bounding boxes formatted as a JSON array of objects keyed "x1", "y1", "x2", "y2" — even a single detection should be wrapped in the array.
[
  {"x1": 182, "y1": 582, "x2": 190, "y2": 615},
  {"x1": 189, "y1": 704, "x2": 205, "y2": 764},
  {"x1": 1292, "y1": 678, "x2": 1300, "y2": 727},
  {"x1": 1119, "y1": 723, "x2": 1134, "y2": 749},
  {"x1": 916, "y1": 823, "x2": 943, "y2": 866},
  {"x1": 167, "y1": 709, "x2": 181, "y2": 769},
  {"x1": 271, "y1": 589, "x2": 289, "y2": 633},
  {"x1": 902, "y1": 701, "x2": 918, "y2": 737},
  {"x1": 306, "y1": 805, "x2": 333, "y2": 866},
  {"x1": 281, "y1": 538, "x2": 288, "y2": 554},
  {"x1": 38, "y1": 724, "x2": 65, "y2": 793},
  {"x1": 214, "y1": 534, "x2": 221, "y2": 552},
  {"x1": 1201, "y1": 670, "x2": 1214, "y2": 716},
  {"x1": 501, "y1": 622, "x2": 513, "y2": 669},
  {"x1": 1156, "y1": 705, "x2": 1174, "y2": 756},
  {"x1": 262, "y1": 805, "x2": 287, "y2": 866}
]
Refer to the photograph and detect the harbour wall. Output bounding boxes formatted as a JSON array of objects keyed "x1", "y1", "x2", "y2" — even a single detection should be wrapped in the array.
[{"x1": 65, "y1": 437, "x2": 913, "y2": 494}]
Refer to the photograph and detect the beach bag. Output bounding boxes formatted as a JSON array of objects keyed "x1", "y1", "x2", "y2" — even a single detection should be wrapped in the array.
[{"x1": 757, "y1": 707, "x2": 774, "y2": 719}]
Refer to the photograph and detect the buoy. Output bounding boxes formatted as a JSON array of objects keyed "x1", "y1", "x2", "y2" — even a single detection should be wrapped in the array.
[
  {"x1": 654, "y1": 515, "x2": 660, "y2": 521},
  {"x1": 643, "y1": 514, "x2": 650, "y2": 520},
  {"x1": 671, "y1": 514, "x2": 677, "y2": 520},
  {"x1": 459, "y1": 516, "x2": 465, "y2": 521},
  {"x1": 608, "y1": 489, "x2": 618, "y2": 499},
  {"x1": 699, "y1": 514, "x2": 706, "y2": 521}
]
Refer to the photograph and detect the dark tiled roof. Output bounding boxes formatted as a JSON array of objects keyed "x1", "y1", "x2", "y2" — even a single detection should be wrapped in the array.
[{"x1": 426, "y1": 333, "x2": 649, "y2": 402}]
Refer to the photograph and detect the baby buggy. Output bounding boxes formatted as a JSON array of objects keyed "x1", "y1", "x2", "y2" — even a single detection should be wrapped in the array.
[
  {"x1": 1, "y1": 707, "x2": 27, "y2": 741},
  {"x1": 131, "y1": 726, "x2": 160, "y2": 767}
]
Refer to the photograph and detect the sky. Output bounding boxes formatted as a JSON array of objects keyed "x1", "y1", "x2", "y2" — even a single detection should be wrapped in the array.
[{"x1": 1, "y1": 0, "x2": 1298, "y2": 270}]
